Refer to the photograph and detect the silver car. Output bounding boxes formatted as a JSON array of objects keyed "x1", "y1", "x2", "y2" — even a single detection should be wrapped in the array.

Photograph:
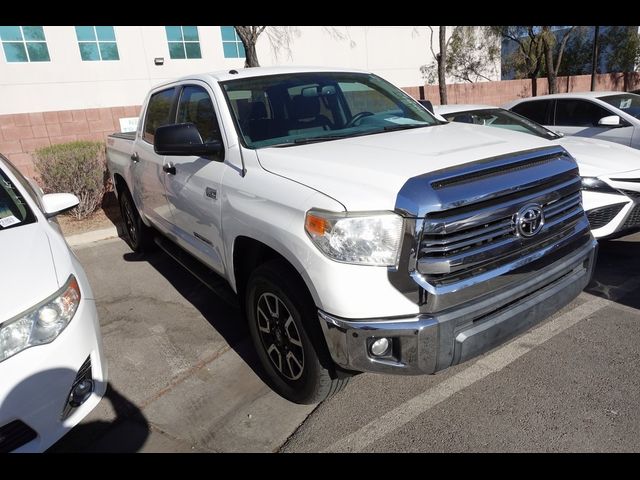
[{"x1": 504, "y1": 91, "x2": 640, "y2": 150}]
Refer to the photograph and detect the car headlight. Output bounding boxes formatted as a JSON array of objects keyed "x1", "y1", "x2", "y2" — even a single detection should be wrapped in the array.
[
  {"x1": 581, "y1": 177, "x2": 621, "y2": 194},
  {"x1": 0, "y1": 275, "x2": 80, "y2": 363},
  {"x1": 304, "y1": 210, "x2": 404, "y2": 266}
]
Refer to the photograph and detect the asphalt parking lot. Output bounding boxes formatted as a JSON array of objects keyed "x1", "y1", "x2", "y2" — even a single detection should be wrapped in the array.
[{"x1": 51, "y1": 232, "x2": 640, "y2": 452}]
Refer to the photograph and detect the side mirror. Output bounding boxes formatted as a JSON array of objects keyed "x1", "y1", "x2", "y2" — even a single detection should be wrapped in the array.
[
  {"x1": 154, "y1": 123, "x2": 223, "y2": 157},
  {"x1": 598, "y1": 115, "x2": 622, "y2": 127},
  {"x1": 41, "y1": 193, "x2": 79, "y2": 218},
  {"x1": 418, "y1": 99, "x2": 434, "y2": 113}
]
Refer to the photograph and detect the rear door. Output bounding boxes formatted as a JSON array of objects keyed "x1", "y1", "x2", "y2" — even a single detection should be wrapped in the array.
[
  {"x1": 510, "y1": 99, "x2": 554, "y2": 129},
  {"x1": 553, "y1": 98, "x2": 633, "y2": 146},
  {"x1": 163, "y1": 82, "x2": 227, "y2": 274},
  {"x1": 133, "y1": 87, "x2": 177, "y2": 229}
]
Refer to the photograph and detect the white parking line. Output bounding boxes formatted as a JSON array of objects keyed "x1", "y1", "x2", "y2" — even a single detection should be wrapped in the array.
[{"x1": 323, "y1": 278, "x2": 640, "y2": 453}]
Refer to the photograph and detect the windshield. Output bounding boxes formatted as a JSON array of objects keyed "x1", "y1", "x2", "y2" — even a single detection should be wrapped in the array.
[
  {"x1": 0, "y1": 163, "x2": 36, "y2": 232},
  {"x1": 441, "y1": 108, "x2": 559, "y2": 140},
  {"x1": 598, "y1": 93, "x2": 640, "y2": 119},
  {"x1": 220, "y1": 72, "x2": 441, "y2": 148}
]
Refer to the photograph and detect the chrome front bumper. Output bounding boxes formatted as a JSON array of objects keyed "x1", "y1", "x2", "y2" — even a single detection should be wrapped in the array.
[{"x1": 319, "y1": 238, "x2": 597, "y2": 375}]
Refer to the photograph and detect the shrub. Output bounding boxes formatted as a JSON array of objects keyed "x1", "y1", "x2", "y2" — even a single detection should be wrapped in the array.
[{"x1": 34, "y1": 141, "x2": 108, "y2": 220}]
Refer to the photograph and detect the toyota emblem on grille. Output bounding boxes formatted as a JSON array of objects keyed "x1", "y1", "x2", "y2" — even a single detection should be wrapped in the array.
[{"x1": 515, "y1": 204, "x2": 544, "y2": 237}]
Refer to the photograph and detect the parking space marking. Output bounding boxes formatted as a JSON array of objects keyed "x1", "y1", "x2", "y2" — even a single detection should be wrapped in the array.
[{"x1": 323, "y1": 277, "x2": 640, "y2": 453}]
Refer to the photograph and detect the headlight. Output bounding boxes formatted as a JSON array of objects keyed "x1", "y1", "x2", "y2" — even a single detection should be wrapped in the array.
[
  {"x1": 305, "y1": 210, "x2": 404, "y2": 266},
  {"x1": 0, "y1": 275, "x2": 80, "y2": 363},
  {"x1": 581, "y1": 177, "x2": 621, "y2": 194}
]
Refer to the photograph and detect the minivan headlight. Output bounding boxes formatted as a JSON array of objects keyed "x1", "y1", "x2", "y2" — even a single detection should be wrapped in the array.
[
  {"x1": 0, "y1": 275, "x2": 80, "y2": 363},
  {"x1": 305, "y1": 210, "x2": 404, "y2": 266}
]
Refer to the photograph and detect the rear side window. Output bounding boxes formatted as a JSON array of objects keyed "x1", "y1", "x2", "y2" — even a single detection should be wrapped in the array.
[
  {"x1": 511, "y1": 99, "x2": 553, "y2": 125},
  {"x1": 143, "y1": 88, "x2": 176, "y2": 144},
  {"x1": 555, "y1": 99, "x2": 613, "y2": 127},
  {"x1": 176, "y1": 85, "x2": 222, "y2": 143}
]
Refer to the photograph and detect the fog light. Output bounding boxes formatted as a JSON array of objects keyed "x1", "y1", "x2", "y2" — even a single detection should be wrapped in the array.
[
  {"x1": 370, "y1": 337, "x2": 391, "y2": 357},
  {"x1": 69, "y1": 379, "x2": 93, "y2": 407}
]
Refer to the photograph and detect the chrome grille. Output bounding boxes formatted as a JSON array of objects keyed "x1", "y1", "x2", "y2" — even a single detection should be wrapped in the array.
[{"x1": 418, "y1": 175, "x2": 584, "y2": 281}]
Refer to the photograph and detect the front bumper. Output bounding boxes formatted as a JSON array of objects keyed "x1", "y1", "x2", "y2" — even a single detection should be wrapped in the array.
[
  {"x1": 0, "y1": 297, "x2": 107, "y2": 452},
  {"x1": 319, "y1": 238, "x2": 597, "y2": 375}
]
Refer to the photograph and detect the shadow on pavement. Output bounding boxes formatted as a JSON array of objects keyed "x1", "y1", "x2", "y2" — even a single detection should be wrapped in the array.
[
  {"x1": 585, "y1": 233, "x2": 640, "y2": 310},
  {"x1": 101, "y1": 191, "x2": 126, "y2": 237},
  {"x1": 121, "y1": 245, "x2": 271, "y2": 389},
  {"x1": 48, "y1": 382, "x2": 149, "y2": 452}
]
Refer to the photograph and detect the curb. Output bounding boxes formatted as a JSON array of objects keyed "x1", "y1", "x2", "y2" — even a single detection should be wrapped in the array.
[{"x1": 65, "y1": 226, "x2": 120, "y2": 247}]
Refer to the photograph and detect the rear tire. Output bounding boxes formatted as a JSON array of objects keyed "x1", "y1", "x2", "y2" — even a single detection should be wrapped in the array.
[
  {"x1": 246, "y1": 260, "x2": 349, "y2": 404},
  {"x1": 119, "y1": 187, "x2": 153, "y2": 253}
]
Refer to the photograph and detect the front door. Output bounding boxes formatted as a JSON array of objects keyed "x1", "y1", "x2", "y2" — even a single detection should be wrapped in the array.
[
  {"x1": 554, "y1": 99, "x2": 634, "y2": 147},
  {"x1": 163, "y1": 83, "x2": 227, "y2": 274}
]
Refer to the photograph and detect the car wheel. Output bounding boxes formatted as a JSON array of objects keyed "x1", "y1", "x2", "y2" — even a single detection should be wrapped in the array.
[
  {"x1": 119, "y1": 187, "x2": 153, "y2": 253},
  {"x1": 246, "y1": 260, "x2": 349, "y2": 404}
]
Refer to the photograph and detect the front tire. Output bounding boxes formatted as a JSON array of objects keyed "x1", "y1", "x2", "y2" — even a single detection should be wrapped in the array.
[
  {"x1": 119, "y1": 187, "x2": 153, "y2": 253},
  {"x1": 246, "y1": 260, "x2": 349, "y2": 404}
]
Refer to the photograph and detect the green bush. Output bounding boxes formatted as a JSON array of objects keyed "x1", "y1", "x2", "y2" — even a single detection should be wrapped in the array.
[{"x1": 34, "y1": 141, "x2": 108, "y2": 220}]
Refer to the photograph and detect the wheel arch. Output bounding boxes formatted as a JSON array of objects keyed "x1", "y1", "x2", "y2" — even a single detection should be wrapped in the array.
[{"x1": 231, "y1": 235, "x2": 320, "y2": 310}]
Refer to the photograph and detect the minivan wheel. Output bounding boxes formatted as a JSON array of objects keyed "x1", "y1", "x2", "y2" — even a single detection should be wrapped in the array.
[
  {"x1": 119, "y1": 187, "x2": 153, "y2": 253},
  {"x1": 246, "y1": 260, "x2": 349, "y2": 404}
]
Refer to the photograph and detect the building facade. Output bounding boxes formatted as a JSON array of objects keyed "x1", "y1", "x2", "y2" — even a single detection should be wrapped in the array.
[{"x1": 0, "y1": 25, "x2": 500, "y2": 175}]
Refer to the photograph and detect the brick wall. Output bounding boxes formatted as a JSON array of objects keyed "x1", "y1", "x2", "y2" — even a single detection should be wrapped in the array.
[
  {"x1": 0, "y1": 105, "x2": 141, "y2": 178},
  {"x1": 403, "y1": 72, "x2": 640, "y2": 106},
  {"x1": 3, "y1": 71, "x2": 640, "y2": 178}
]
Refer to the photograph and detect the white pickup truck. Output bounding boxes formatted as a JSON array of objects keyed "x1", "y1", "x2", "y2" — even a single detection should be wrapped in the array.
[{"x1": 106, "y1": 67, "x2": 597, "y2": 404}]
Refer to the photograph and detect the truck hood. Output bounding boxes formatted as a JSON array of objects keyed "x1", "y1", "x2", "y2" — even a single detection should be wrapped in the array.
[
  {"x1": 0, "y1": 223, "x2": 59, "y2": 321},
  {"x1": 556, "y1": 136, "x2": 640, "y2": 177},
  {"x1": 256, "y1": 122, "x2": 561, "y2": 211}
]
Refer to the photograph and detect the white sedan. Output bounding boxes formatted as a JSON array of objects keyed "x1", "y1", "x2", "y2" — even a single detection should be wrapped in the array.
[
  {"x1": 503, "y1": 91, "x2": 640, "y2": 150},
  {"x1": 435, "y1": 104, "x2": 640, "y2": 239},
  {"x1": 0, "y1": 154, "x2": 107, "y2": 452}
]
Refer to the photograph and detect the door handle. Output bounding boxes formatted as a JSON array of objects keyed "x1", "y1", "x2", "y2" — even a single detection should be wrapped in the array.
[
  {"x1": 131, "y1": 152, "x2": 139, "y2": 163},
  {"x1": 163, "y1": 164, "x2": 176, "y2": 175}
]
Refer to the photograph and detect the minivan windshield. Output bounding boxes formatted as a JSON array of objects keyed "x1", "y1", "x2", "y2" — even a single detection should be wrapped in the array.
[
  {"x1": 441, "y1": 108, "x2": 560, "y2": 140},
  {"x1": 598, "y1": 93, "x2": 640, "y2": 119},
  {"x1": 0, "y1": 165, "x2": 36, "y2": 232},
  {"x1": 220, "y1": 72, "x2": 441, "y2": 148}
]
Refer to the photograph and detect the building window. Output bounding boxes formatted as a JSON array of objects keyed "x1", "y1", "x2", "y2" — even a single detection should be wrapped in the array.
[
  {"x1": 220, "y1": 26, "x2": 245, "y2": 59},
  {"x1": 75, "y1": 26, "x2": 119, "y2": 61},
  {"x1": 0, "y1": 26, "x2": 50, "y2": 62},
  {"x1": 165, "y1": 26, "x2": 201, "y2": 59}
]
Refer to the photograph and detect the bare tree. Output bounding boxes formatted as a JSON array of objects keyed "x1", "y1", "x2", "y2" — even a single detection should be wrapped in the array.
[
  {"x1": 493, "y1": 26, "x2": 545, "y2": 96},
  {"x1": 423, "y1": 26, "x2": 450, "y2": 104},
  {"x1": 591, "y1": 26, "x2": 600, "y2": 91},
  {"x1": 234, "y1": 26, "x2": 266, "y2": 67},
  {"x1": 234, "y1": 26, "x2": 302, "y2": 68},
  {"x1": 541, "y1": 26, "x2": 576, "y2": 94}
]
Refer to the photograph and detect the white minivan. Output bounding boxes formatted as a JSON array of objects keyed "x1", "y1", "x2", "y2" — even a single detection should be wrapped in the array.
[{"x1": 0, "y1": 154, "x2": 107, "y2": 452}]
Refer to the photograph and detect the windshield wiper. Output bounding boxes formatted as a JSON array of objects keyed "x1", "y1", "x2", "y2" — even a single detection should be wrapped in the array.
[
  {"x1": 272, "y1": 135, "x2": 349, "y2": 147},
  {"x1": 382, "y1": 123, "x2": 430, "y2": 132}
]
